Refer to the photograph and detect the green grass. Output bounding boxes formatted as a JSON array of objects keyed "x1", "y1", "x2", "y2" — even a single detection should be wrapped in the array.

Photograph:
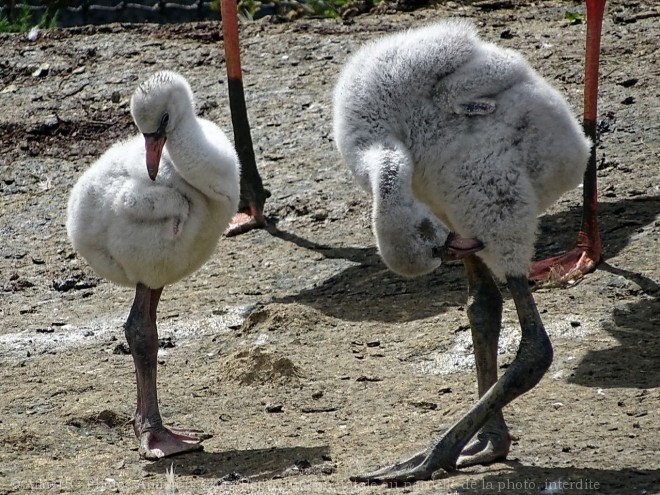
[
  {"x1": 211, "y1": 0, "x2": 352, "y2": 20},
  {"x1": 0, "y1": 4, "x2": 58, "y2": 33}
]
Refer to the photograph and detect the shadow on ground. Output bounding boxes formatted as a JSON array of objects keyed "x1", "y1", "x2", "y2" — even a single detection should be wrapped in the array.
[
  {"x1": 267, "y1": 196, "x2": 659, "y2": 326},
  {"x1": 144, "y1": 444, "x2": 330, "y2": 481},
  {"x1": 268, "y1": 225, "x2": 468, "y2": 323},
  {"x1": 569, "y1": 273, "x2": 660, "y2": 389}
]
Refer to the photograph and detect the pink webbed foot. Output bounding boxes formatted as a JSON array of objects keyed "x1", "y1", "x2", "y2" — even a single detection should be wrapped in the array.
[
  {"x1": 138, "y1": 424, "x2": 211, "y2": 460},
  {"x1": 529, "y1": 246, "x2": 599, "y2": 285},
  {"x1": 225, "y1": 206, "x2": 266, "y2": 237},
  {"x1": 530, "y1": 229, "x2": 601, "y2": 285}
]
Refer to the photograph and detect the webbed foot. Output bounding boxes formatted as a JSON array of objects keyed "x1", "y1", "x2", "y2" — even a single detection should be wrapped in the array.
[
  {"x1": 225, "y1": 207, "x2": 266, "y2": 237},
  {"x1": 530, "y1": 246, "x2": 599, "y2": 285},
  {"x1": 138, "y1": 424, "x2": 211, "y2": 460},
  {"x1": 456, "y1": 426, "x2": 511, "y2": 468},
  {"x1": 350, "y1": 450, "x2": 449, "y2": 484}
]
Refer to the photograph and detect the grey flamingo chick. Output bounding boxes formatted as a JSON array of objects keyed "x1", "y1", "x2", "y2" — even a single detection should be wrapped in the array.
[
  {"x1": 333, "y1": 20, "x2": 590, "y2": 482},
  {"x1": 67, "y1": 71, "x2": 240, "y2": 459}
]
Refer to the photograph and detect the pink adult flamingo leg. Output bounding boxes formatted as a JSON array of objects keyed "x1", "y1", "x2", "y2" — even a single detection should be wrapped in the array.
[
  {"x1": 530, "y1": 0, "x2": 605, "y2": 284},
  {"x1": 221, "y1": 0, "x2": 268, "y2": 236}
]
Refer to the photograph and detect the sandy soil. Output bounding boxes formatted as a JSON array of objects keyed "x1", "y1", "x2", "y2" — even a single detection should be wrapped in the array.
[{"x1": 1, "y1": 1, "x2": 659, "y2": 494}]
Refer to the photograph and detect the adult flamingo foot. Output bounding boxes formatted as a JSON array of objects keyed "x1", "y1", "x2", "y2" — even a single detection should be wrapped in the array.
[
  {"x1": 226, "y1": 210, "x2": 266, "y2": 237},
  {"x1": 225, "y1": 190, "x2": 270, "y2": 236},
  {"x1": 529, "y1": 245, "x2": 601, "y2": 285}
]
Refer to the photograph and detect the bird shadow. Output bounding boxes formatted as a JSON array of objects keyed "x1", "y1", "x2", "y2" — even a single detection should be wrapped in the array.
[
  {"x1": 266, "y1": 195, "x2": 659, "y2": 326},
  {"x1": 533, "y1": 196, "x2": 660, "y2": 389},
  {"x1": 451, "y1": 462, "x2": 660, "y2": 494},
  {"x1": 143, "y1": 444, "x2": 330, "y2": 482},
  {"x1": 266, "y1": 224, "x2": 468, "y2": 324},
  {"x1": 567, "y1": 262, "x2": 660, "y2": 389}
]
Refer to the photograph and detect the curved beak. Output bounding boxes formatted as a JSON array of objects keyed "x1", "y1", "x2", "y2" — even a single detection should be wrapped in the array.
[
  {"x1": 433, "y1": 232, "x2": 483, "y2": 261},
  {"x1": 143, "y1": 133, "x2": 166, "y2": 181}
]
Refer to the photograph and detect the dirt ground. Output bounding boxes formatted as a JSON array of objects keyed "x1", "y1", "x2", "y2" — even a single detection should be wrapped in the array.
[{"x1": 1, "y1": 1, "x2": 659, "y2": 494}]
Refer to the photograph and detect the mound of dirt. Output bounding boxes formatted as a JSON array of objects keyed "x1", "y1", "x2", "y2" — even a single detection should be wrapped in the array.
[{"x1": 219, "y1": 347, "x2": 304, "y2": 386}]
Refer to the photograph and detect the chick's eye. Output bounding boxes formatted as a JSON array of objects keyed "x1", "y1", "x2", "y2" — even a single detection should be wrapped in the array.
[{"x1": 161, "y1": 113, "x2": 170, "y2": 127}]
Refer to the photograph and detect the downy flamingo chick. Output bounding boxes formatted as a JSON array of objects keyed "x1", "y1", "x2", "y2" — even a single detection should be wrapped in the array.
[
  {"x1": 67, "y1": 70, "x2": 240, "y2": 459},
  {"x1": 333, "y1": 20, "x2": 590, "y2": 482}
]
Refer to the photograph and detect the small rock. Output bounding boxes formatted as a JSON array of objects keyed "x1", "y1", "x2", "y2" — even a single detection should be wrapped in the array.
[
  {"x1": 113, "y1": 343, "x2": 131, "y2": 355},
  {"x1": 32, "y1": 64, "x2": 50, "y2": 77},
  {"x1": 26, "y1": 26, "x2": 40, "y2": 41},
  {"x1": 356, "y1": 375, "x2": 382, "y2": 382},
  {"x1": 410, "y1": 400, "x2": 438, "y2": 410},
  {"x1": 312, "y1": 208, "x2": 328, "y2": 221},
  {"x1": 217, "y1": 472, "x2": 250, "y2": 484},
  {"x1": 500, "y1": 28, "x2": 515, "y2": 39},
  {"x1": 618, "y1": 77, "x2": 638, "y2": 88},
  {"x1": 111, "y1": 91, "x2": 121, "y2": 103},
  {"x1": 265, "y1": 404, "x2": 283, "y2": 413},
  {"x1": 621, "y1": 96, "x2": 636, "y2": 105},
  {"x1": 366, "y1": 339, "x2": 380, "y2": 347}
]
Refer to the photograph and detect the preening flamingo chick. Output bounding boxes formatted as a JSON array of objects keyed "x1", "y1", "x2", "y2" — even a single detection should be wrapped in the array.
[
  {"x1": 333, "y1": 20, "x2": 590, "y2": 482},
  {"x1": 67, "y1": 70, "x2": 240, "y2": 459}
]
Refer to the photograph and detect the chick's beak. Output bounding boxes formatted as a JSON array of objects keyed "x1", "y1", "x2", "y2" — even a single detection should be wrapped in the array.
[
  {"x1": 433, "y1": 232, "x2": 484, "y2": 261},
  {"x1": 144, "y1": 133, "x2": 166, "y2": 181}
]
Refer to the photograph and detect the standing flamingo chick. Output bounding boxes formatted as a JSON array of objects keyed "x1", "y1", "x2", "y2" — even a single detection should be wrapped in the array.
[
  {"x1": 67, "y1": 71, "x2": 240, "y2": 459},
  {"x1": 334, "y1": 20, "x2": 590, "y2": 482}
]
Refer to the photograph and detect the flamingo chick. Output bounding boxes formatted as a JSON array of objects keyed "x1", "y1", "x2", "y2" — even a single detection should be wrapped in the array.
[
  {"x1": 67, "y1": 71, "x2": 240, "y2": 459},
  {"x1": 333, "y1": 20, "x2": 590, "y2": 482}
]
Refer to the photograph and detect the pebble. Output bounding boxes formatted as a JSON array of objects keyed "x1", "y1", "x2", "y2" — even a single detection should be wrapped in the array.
[
  {"x1": 32, "y1": 64, "x2": 50, "y2": 77},
  {"x1": 312, "y1": 208, "x2": 328, "y2": 221}
]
